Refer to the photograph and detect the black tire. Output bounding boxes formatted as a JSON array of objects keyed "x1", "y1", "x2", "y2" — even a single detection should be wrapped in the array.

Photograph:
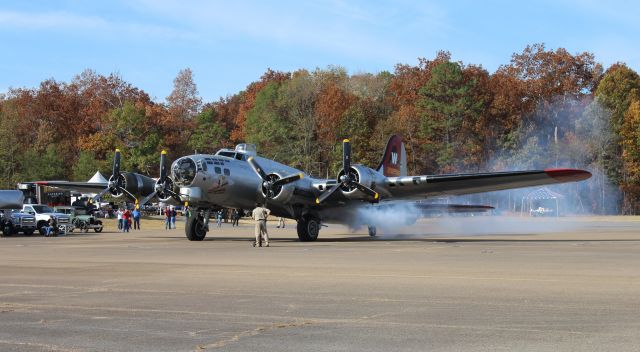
[
  {"x1": 368, "y1": 225, "x2": 377, "y2": 237},
  {"x1": 37, "y1": 221, "x2": 48, "y2": 236},
  {"x1": 2, "y1": 224, "x2": 12, "y2": 236},
  {"x1": 186, "y1": 213, "x2": 207, "y2": 241},
  {"x1": 297, "y1": 215, "x2": 320, "y2": 242},
  {"x1": 24, "y1": 230, "x2": 34, "y2": 236},
  {"x1": 94, "y1": 220, "x2": 103, "y2": 233}
]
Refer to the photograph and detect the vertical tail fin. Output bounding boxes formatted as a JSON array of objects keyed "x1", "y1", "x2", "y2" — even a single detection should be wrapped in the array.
[{"x1": 375, "y1": 135, "x2": 407, "y2": 177}]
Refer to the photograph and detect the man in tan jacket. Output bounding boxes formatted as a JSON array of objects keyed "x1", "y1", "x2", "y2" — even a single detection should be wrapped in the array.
[{"x1": 252, "y1": 203, "x2": 271, "y2": 247}]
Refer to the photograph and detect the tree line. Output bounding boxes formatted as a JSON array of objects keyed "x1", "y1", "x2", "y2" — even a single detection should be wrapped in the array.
[{"x1": 1, "y1": 43, "x2": 639, "y2": 214}]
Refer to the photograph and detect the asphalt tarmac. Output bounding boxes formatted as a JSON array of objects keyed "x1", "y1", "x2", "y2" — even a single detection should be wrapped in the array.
[{"x1": 1, "y1": 216, "x2": 640, "y2": 352}]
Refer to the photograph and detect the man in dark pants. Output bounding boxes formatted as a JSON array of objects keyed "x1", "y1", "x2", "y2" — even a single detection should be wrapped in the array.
[{"x1": 231, "y1": 209, "x2": 240, "y2": 227}]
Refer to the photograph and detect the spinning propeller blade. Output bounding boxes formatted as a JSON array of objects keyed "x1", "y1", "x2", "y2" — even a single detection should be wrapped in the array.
[
  {"x1": 112, "y1": 149, "x2": 121, "y2": 177},
  {"x1": 247, "y1": 156, "x2": 303, "y2": 203},
  {"x1": 140, "y1": 150, "x2": 180, "y2": 205},
  {"x1": 315, "y1": 184, "x2": 340, "y2": 204},
  {"x1": 343, "y1": 139, "x2": 351, "y2": 177},
  {"x1": 315, "y1": 138, "x2": 378, "y2": 205},
  {"x1": 273, "y1": 173, "x2": 304, "y2": 188}
]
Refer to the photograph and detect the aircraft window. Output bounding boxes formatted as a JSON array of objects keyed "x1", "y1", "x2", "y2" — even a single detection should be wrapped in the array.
[
  {"x1": 218, "y1": 151, "x2": 235, "y2": 158},
  {"x1": 215, "y1": 167, "x2": 221, "y2": 174},
  {"x1": 224, "y1": 168, "x2": 230, "y2": 176},
  {"x1": 206, "y1": 160, "x2": 213, "y2": 165},
  {"x1": 200, "y1": 161, "x2": 207, "y2": 171},
  {"x1": 235, "y1": 154, "x2": 244, "y2": 161}
]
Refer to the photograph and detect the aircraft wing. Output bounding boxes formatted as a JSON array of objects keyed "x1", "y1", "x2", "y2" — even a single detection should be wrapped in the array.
[
  {"x1": 26, "y1": 181, "x2": 109, "y2": 195},
  {"x1": 384, "y1": 168, "x2": 591, "y2": 199}
]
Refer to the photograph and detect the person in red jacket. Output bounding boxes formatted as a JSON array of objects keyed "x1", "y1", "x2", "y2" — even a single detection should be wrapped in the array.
[{"x1": 122, "y1": 208, "x2": 132, "y2": 233}]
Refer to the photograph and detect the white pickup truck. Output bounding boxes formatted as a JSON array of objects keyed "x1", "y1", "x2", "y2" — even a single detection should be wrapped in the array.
[{"x1": 21, "y1": 204, "x2": 73, "y2": 236}]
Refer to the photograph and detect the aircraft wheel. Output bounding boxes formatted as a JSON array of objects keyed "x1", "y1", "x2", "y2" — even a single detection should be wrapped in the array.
[
  {"x1": 186, "y1": 213, "x2": 207, "y2": 241},
  {"x1": 368, "y1": 225, "x2": 377, "y2": 237},
  {"x1": 297, "y1": 215, "x2": 319, "y2": 242}
]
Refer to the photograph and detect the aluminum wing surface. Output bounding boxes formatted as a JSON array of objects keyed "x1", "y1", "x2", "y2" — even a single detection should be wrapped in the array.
[
  {"x1": 384, "y1": 168, "x2": 591, "y2": 199},
  {"x1": 28, "y1": 181, "x2": 108, "y2": 194}
]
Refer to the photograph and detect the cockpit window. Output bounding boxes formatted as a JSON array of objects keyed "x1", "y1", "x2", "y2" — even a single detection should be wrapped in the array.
[
  {"x1": 173, "y1": 158, "x2": 197, "y2": 186},
  {"x1": 235, "y1": 154, "x2": 244, "y2": 161},
  {"x1": 218, "y1": 151, "x2": 235, "y2": 158}
]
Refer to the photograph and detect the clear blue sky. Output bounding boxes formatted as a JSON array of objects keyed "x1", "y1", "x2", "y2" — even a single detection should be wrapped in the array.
[{"x1": 1, "y1": 0, "x2": 638, "y2": 102}]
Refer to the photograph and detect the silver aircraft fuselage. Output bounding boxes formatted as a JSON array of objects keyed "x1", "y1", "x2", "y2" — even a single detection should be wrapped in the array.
[{"x1": 170, "y1": 149, "x2": 383, "y2": 225}]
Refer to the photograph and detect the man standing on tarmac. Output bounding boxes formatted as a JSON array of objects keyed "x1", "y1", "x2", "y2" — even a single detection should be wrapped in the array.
[
  {"x1": 252, "y1": 203, "x2": 270, "y2": 247},
  {"x1": 231, "y1": 209, "x2": 240, "y2": 227},
  {"x1": 132, "y1": 206, "x2": 141, "y2": 230}
]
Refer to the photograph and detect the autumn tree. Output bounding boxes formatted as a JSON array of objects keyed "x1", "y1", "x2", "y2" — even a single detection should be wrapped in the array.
[
  {"x1": 231, "y1": 69, "x2": 290, "y2": 143},
  {"x1": 379, "y1": 52, "x2": 452, "y2": 174},
  {"x1": 417, "y1": 61, "x2": 484, "y2": 173},
  {"x1": 278, "y1": 70, "x2": 319, "y2": 173},
  {"x1": 244, "y1": 82, "x2": 290, "y2": 160},
  {"x1": 72, "y1": 151, "x2": 105, "y2": 181},
  {"x1": 620, "y1": 99, "x2": 640, "y2": 213},
  {"x1": 188, "y1": 108, "x2": 228, "y2": 154},
  {"x1": 0, "y1": 101, "x2": 24, "y2": 187},
  {"x1": 166, "y1": 68, "x2": 202, "y2": 121},
  {"x1": 594, "y1": 63, "x2": 640, "y2": 189}
]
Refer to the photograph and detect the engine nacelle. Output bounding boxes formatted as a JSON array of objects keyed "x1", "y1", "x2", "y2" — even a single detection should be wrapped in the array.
[
  {"x1": 338, "y1": 165, "x2": 386, "y2": 200},
  {"x1": 111, "y1": 172, "x2": 156, "y2": 199},
  {"x1": 261, "y1": 173, "x2": 296, "y2": 204}
]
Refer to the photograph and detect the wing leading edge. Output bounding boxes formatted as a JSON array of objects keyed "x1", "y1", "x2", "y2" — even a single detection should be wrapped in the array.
[
  {"x1": 385, "y1": 168, "x2": 591, "y2": 199},
  {"x1": 28, "y1": 181, "x2": 109, "y2": 195}
]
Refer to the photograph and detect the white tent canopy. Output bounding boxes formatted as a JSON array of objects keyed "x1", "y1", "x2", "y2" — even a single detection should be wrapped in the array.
[
  {"x1": 521, "y1": 187, "x2": 564, "y2": 217},
  {"x1": 88, "y1": 171, "x2": 108, "y2": 184}
]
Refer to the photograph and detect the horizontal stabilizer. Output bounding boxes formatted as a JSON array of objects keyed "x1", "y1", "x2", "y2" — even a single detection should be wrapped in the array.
[{"x1": 415, "y1": 203, "x2": 494, "y2": 214}]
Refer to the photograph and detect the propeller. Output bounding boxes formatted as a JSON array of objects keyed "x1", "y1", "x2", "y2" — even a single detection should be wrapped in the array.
[
  {"x1": 315, "y1": 139, "x2": 379, "y2": 204},
  {"x1": 140, "y1": 150, "x2": 181, "y2": 205},
  {"x1": 93, "y1": 149, "x2": 137, "y2": 202},
  {"x1": 247, "y1": 156, "x2": 304, "y2": 204}
]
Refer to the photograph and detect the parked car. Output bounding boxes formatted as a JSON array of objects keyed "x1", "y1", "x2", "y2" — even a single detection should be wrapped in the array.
[
  {"x1": 53, "y1": 206, "x2": 103, "y2": 233},
  {"x1": 22, "y1": 204, "x2": 73, "y2": 235},
  {"x1": 0, "y1": 209, "x2": 37, "y2": 236}
]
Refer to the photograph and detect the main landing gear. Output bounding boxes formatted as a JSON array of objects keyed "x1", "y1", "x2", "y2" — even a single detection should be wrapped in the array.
[
  {"x1": 186, "y1": 210, "x2": 210, "y2": 241},
  {"x1": 368, "y1": 225, "x2": 377, "y2": 237},
  {"x1": 297, "y1": 214, "x2": 320, "y2": 242}
]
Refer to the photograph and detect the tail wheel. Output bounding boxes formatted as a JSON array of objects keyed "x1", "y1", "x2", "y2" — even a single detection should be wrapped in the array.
[
  {"x1": 297, "y1": 215, "x2": 320, "y2": 242},
  {"x1": 186, "y1": 213, "x2": 207, "y2": 241}
]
